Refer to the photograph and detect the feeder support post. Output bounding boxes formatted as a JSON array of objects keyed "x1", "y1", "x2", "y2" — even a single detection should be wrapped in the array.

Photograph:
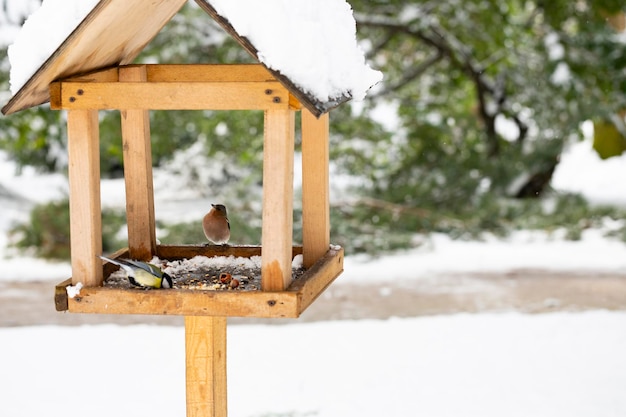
[
  {"x1": 67, "y1": 109, "x2": 103, "y2": 286},
  {"x1": 120, "y1": 65, "x2": 157, "y2": 260},
  {"x1": 185, "y1": 316, "x2": 228, "y2": 417},
  {"x1": 301, "y1": 110, "x2": 330, "y2": 268},
  {"x1": 262, "y1": 109, "x2": 296, "y2": 290}
]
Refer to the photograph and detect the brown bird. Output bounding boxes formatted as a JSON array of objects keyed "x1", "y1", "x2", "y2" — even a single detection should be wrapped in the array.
[{"x1": 203, "y1": 203, "x2": 230, "y2": 245}]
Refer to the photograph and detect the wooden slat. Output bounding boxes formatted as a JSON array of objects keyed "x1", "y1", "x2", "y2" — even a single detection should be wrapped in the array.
[
  {"x1": 301, "y1": 110, "x2": 331, "y2": 268},
  {"x1": 156, "y1": 244, "x2": 303, "y2": 260},
  {"x1": 145, "y1": 64, "x2": 274, "y2": 82},
  {"x1": 64, "y1": 66, "x2": 120, "y2": 82},
  {"x1": 292, "y1": 247, "x2": 344, "y2": 314},
  {"x1": 54, "y1": 279, "x2": 72, "y2": 311},
  {"x1": 261, "y1": 109, "x2": 296, "y2": 291},
  {"x1": 67, "y1": 109, "x2": 102, "y2": 286},
  {"x1": 55, "y1": 245, "x2": 343, "y2": 317},
  {"x1": 65, "y1": 286, "x2": 298, "y2": 317},
  {"x1": 185, "y1": 317, "x2": 228, "y2": 417},
  {"x1": 50, "y1": 81, "x2": 289, "y2": 110},
  {"x1": 2, "y1": 0, "x2": 187, "y2": 115},
  {"x1": 120, "y1": 66, "x2": 157, "y2": 260}
]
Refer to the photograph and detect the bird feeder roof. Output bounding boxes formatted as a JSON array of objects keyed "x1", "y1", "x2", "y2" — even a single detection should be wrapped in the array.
[{"x1": 1, "y1": 0, "x2": 382, "y2": 117}]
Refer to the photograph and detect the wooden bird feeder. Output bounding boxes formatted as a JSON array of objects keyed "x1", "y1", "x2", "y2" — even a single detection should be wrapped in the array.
[{"x1": 1, "y1": 1, "x2": 380, "y2": 416}]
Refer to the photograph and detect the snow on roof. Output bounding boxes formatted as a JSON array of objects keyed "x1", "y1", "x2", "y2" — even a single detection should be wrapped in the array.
[
  {"x1": 8, "y1": 0, "x2": 100, "y2": 95},
  {"x1": 4, "y1": 0, "x2": 382, "y2": 115},
  {"x1": 206, "y1": 0, "x2": 382, "y2": 102}
]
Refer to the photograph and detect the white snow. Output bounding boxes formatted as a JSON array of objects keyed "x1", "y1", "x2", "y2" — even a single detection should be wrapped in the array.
[
  {"x1": 8, "y1": 0, "x2": 382, "y2": 102},
  {"x1": 186, "y1": 0, "x2": 382, "y2": 102},
  {"x1": 552, "y1": 132, "x2": 626, "y2": 206},
  {"x1": 1, "y1": 312, "x2": 626, "y2": 417},
  {"x1": 7, "y1": 0, "x2": 100, "y2": 94},
  {"x1": 342, "y1": 229, "x2": 626, "y2": 284},
  {"x1": 65, "y1": 282, "x2": 82, "y2": 298}
]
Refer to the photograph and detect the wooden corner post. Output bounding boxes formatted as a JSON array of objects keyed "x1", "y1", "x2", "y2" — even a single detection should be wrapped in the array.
[
  {"x1": 261, "y1": 109, "x2": 296, "y2": 291},
  {"x1": 301, "y1": 110, "x2": 330, "y2": 268},
  {"x1": 67, "y1": 109, "x2": 103, "y2": 286},
  {"x1": 120, "y1": 65, "x2": 157, "y2": 260}
]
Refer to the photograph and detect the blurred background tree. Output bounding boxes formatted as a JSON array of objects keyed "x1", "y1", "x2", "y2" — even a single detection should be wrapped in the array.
[{"x1": 2, "y1": 0, "x2": 626, "y2": 258}]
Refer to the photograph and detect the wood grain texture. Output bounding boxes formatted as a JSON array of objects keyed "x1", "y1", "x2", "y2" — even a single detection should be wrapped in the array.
[
  {"x1": 67, "y1": 109, "x2": 102, "y2": 286},
  {"x1": 261, "y1": 109, "x2": 296, "y2": 291},
  {"x1": 185, "y1": 316, "x2": 227, "y2": 417},
  {"x1": 301, "y1": 110, "x2": 330, "y2": 268},
  {"x1": 56, "y1": 245, "x2": 344, "y2": 317},
  {"x1": 156, "y1": 244, "x2": 303, "y2": 260},
  {"x1": 119, "y1": 66, "x2": 157, "y2": 260},
  {"x1": 2, "y1": 0, "x2": 187, "y2": 115},
  {"x1": 290, "y1": 247, "x2": 344, "y2": 313},
  {"x1": 145, "y1": 64, "x2": 274, "y2": 82},
  {"x1": 49, "y1": 80, "x2": 289, "y2": 110}
]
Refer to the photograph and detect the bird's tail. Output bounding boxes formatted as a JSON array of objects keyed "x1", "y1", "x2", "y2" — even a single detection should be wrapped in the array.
[{"x1": 98, "y1": 255, "x2": 129, "y2": 269}]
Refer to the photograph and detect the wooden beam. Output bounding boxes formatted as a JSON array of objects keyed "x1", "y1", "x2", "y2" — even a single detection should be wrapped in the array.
[
  {"x1": 119, "y1": 66, "x2": 157, "y2": 260},
  {"x1": 301, "y1": 110, "x2": 331, "y2": 268},
  {"x1": 67, "y1": 109, "x2": 102, "y2": 286},
  {"x1": 261, "y1": 109, "x2": 295, "y2": 291},
  {"x1": 292, "y1": 247, "x2": 344, "y2": 314},
  {"x1": 145, "y1": 64, "x2": 274, "y2": 82},
  {"x1": 156, "y1": 244, "x2": 303, "y2": 260},
  {"x1": 185, "y1": 316, "x2": 228, "y2": 417},
  {"x1": 50, "y1": 81, "x2": 290, "y2": 110},
  {"x1": 65, "y1": 285, "x2": 298, "y2": 317}
]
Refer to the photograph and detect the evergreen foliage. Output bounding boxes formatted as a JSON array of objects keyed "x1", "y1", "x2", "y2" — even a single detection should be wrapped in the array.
[{"x1": 2, "y1": 0, "x2": 626, "y2": 258}]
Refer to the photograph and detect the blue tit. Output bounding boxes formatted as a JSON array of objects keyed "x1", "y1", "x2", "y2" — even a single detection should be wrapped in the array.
[
  {"x1": 203, "y1": 203, "x2": 230, "y2": 245},
  {"x1": 99, "y1": 255, "x2": 173, "y2": 289}
]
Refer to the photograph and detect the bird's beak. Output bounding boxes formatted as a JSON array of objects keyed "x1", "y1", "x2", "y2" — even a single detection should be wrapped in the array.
[{"x1": 211, "y1": 204, "x2": 216, "y2": 208}]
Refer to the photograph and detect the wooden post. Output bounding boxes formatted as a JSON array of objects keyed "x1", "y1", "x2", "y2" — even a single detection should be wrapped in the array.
[
  {"x1": 185, "y1": 316, "x2": 228, "y2": 417},
  {"x1": 261, "y1": 109, "x2": 295, "y2": 291},
  {"x1": 119, "y1": 65, "x2": 157, "y2": 260},
  {"x1": 67, "y1": 109, "x2": 103, "y2": 286},
  {"x1": 301, "y1": 110, "x2": 330, "y2": 268}
]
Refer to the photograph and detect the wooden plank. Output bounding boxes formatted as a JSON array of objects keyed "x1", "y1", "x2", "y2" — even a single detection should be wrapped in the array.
[
  {"x1": 290, "y1": 247, "x2": 344, "y2": 314},
  {"x1": 65, "y1": 286, "x2": 298, "y2": 317},
  {"x1": 301, "y1": 110, "x2": 331, "y2": 268},
  {"x1": 67, "y1": 109, "x2": 102, "y2": 286},
  {"x1": 64, "y1": 66, "x2": 120, "y2": 82},
  {"x1": 50, "y1": 67, "x2": 120, "y2": 109},
  {"x1": 261, "y1": 109, "x2": 296, "y2": 291},
  {"x1": 55, "y1": 279, "x2": 72, "y2": 311},
  {"x1": 185, "y1": 316, "x2": 228, "y2": 417},
  {"x1": 2, "y1": 0, "x2": 187, "y2": 115},
  {"x1": 156, "y1": 244, "x2": 303, "y2": 260},
  {"x1": 50, "y1": 81, "x2": 290, "y2": 110},
  {"x1": 145, "y1": 64, "x2": 274, "y2": 82},
  {"x1": 119, "y1": 65, "x2": 157, "y2": 260}
]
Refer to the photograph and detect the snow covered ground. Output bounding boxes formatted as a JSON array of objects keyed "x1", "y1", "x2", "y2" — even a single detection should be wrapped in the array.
[{"x1": 2, "y1": 312, "x2": 625, "y2": 417}]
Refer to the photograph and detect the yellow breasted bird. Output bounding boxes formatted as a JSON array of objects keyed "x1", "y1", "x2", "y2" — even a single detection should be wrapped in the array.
[
  {"x1": 99, "y1": 255, "x2": 173, "y2": 289},
  {"x1": 203, "y1": 203, "x2": 230, "y2": 245}
]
